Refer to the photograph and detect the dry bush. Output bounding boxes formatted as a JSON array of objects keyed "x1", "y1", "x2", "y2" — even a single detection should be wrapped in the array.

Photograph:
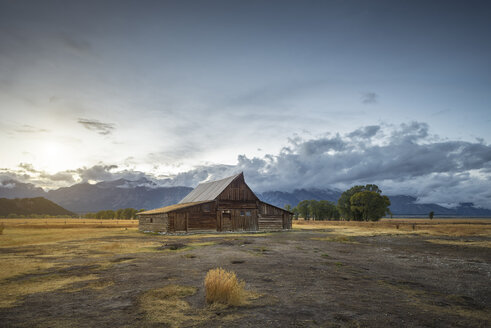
[{"x1": 204, "y1": 267, "x2": 245, "y2": 306}]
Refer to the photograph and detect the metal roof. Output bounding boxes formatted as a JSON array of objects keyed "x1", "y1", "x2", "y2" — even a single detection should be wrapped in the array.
[
  {"x1": 178, "y1": 173, "x2": 241, "y2": 204},
  {"x1": 138, "y1": 201, "x2": 212, "y2": 215}
]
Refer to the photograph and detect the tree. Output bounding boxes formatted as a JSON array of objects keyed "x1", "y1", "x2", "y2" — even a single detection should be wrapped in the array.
[
  {"x1": 291, "y1": 206, "x2": 299, "y2": 220},
  {"x1": 297, "y1": 200, "x2": 311, "y2": 220},
  {"x1": 337, "y1": 185, "x2": 382, "y2": 220},
  {"x1": 349, "y1": 191, "x2": 391, "y2": 221},
  {"x1": 284, "y1": 204, "x2": 292, "y2": 212},
  {"x1": 429, "y1": 211, "x2": 434, "y2": 220},
  {"x1": 309, "y1": 200, "x2": 320, "y2": 220}
]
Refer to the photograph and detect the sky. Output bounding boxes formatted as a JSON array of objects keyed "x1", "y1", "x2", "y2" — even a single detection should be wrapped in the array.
[{"x1": 1, "y1": 0, "x2": 491, "y2": 208}]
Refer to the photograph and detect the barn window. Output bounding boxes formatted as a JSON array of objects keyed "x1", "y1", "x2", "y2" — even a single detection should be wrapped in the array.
[
  {"x1": 202, "y1": 204, "x2": 210, "y2": 212},
  {"x1": 240, "y1": 210, "x2": 245, "y2": 216},
  {"x1": 149, "y1": 218, "x2": 153, "y2": 223},
  {"x1": 245, "y1": 211, "x2": 251, "y2": 216}
]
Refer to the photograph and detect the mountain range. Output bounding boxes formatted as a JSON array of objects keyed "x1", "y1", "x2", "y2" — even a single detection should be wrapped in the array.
[{"x1": 1, "y1": 178, "x2": 490, "y2": 217}]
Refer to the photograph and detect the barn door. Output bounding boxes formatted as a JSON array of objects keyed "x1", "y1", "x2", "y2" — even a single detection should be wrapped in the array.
[
  {"x1": 174, "y1": 213, "x2": 187, "y2": 232},
  {"x1": 221, "y1": 212, "x2": 232, "y2": 231}
]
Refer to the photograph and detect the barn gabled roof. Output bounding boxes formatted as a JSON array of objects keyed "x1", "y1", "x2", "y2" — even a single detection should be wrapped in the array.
[
  {"x1": 138, "y1": 200, "x2": 212, "y2": 215},
  {"x1": 178, "y1": 173, "x2": 242, "y2": 204}
]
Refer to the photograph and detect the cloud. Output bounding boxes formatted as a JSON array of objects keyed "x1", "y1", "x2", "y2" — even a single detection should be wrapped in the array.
[
  {"x1": 361, "y1": 92, "x2": 378, "y2": 104},
  {"x1": 77, "y1": 118, "x2": 115, "y2": 135},
  {"x1": 1, "y1": 122, "x2": 490, "y2": 208},
  {"x1": 73, "y1": 165, "x2": 155, "y2": 183},
  {"x1": 347, "y1": 125, "x2": 381, "y2": 139},
  {"x1": 14, "y1": 125, "x2": 49, "y2": 133},
  {"x1": 18, "y1": 163, "x2": 37, "y2": 172},
  {"x1": 226, "y1": 122, "x2": 491, "y2": 208},
  {"x1": 1, "y1": 164, "x2": 75, "y2": 189}
]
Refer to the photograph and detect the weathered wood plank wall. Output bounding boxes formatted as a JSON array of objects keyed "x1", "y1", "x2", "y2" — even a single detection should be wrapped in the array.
[{"x1": 138, "y1": 213, "x2": 168, "y2": 232}]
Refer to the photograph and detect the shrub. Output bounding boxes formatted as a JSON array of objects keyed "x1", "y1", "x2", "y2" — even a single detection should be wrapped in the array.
[
  {"x1": 204, "y1": 267, "x2": 245, "y2": 306},
  {"x1": 0, "y1": 223, "x2": 4, "y2": 235}
]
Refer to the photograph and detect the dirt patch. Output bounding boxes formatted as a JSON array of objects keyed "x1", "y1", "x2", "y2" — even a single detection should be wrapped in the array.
[
  {"x1": 110, "y1": 257, "x2": 136, "y2": 263},
  {"x1": 157, "y1": 242, "x2": 188, "y2": 250}
]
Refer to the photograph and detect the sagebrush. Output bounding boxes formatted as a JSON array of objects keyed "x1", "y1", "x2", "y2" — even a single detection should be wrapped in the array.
[{"x1": 204, "y1": 267, "x2": 245, "y2": 306}]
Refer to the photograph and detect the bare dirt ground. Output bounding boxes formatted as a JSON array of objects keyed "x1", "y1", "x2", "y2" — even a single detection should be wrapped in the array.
[{"x1": 0, "y1": 221, "x2": 490, "y2": 327}]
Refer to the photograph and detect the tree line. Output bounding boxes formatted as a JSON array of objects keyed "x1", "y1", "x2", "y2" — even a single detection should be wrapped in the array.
[
  {"x1": 83, "y1": 208, "x2": 145, "y2": 220},
  {"x1": 285, "y1": 184, "x2": 391, "y2": 222}
]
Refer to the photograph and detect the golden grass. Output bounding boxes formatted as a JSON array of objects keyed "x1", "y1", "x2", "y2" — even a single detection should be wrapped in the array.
[
  {"x1": 0, "y1": 227, "x2": 159, "y2": 284},
  {"x1": 0, "y1": 256, "x2": 55, "y2": 281},
  {"x1": 0, "y1": 223, "x2": 4, "y2": 235},
  {"x1": 0, "y1": 227, "x2": 140, "y2": 248},
  {"x1": 0, "y1": 224, "x2": 161, "y2": 310},
  {"x1": 426, "y1": 239, "x2": 491, "y2": 248},
  {"x1": 204, "y1": 267, "x2": 246, "y2": 306},
  {"x1": 293, "y1": 219, "x2": 491, "y2": 237},
  {"x1": 139, "y1": 284, "x2": 205, "y2": 327},
  {"x1": 0, "y1": 274, "x2": 98, "y2": 308},
  {"x1": 0, "y1": 218, "x2": 138, "y2": 226}
]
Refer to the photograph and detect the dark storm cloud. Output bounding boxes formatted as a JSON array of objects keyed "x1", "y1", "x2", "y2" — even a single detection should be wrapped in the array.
[
  {"x1": 73, "y1": 165, "x2": 159, "y2": 187},
  {"x1": 77, "y1": 118, "x2": 115, "y2": 135},
  {"x1": 167, "y1": 122, "x2": 490, "y2": 208},
  {"x1": 347, "y1": 125, "x2": 381, "y2": 139}
]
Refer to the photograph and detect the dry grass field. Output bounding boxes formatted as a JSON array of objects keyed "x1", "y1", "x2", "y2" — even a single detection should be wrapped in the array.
[
  {"x1": 0, "y1": 218, "x2": 490, "y2": 327},
  {"x1": 294, "y1": 218, "x2": 491, "y2": 237}
]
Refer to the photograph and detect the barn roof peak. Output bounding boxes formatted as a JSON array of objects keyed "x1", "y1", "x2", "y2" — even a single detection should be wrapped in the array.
[{"x1": 178, "y1": 172, "x2": 244, "y2": 204}]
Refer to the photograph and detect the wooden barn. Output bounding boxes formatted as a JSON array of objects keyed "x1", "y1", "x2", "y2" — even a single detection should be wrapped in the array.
[{"x1": 138, "y1": 173, "x2": 292, "y2": 233}]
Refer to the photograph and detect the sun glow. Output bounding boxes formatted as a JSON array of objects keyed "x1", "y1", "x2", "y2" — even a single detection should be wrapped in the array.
[{"x1": 37, "y1": 142, "x2": 73, "y2": 173}]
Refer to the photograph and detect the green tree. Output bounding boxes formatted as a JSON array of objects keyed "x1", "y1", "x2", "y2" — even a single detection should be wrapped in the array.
[
  {"x1": 349, "y1": 191, "x2": 391, "y2": 221},
  {"x1": 429, "y1": 211, "x2": 434, "y2": 220},
  {"x1": 318, "y1": 200, "x2": 340, "y2": 220},
  {"x1": 297, "y1": 200, "x2": 311, "y2": 220},
  {"x1": 309, "y1": 200, "x2": 320, "y2": 220},
  {"x1": 292, "y1": 206, "x2": 299, "y2": 220},
  {"x1": 338, "y1": 185, "x2": 382, "y2": 220},
  {"x1": 106, "y1": 210, "x2": 116, "y2": 219}
]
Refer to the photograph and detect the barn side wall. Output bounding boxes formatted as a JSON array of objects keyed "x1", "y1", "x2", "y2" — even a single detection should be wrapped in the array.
[
  {"x1": 138, "y1": 213, "x2": 168, "y2": 232},
  {"x1": 168, "y1": 202, "x2": 217, "y2": 233},
  {"x1": 258, "y1": 202, "x2": 292, "y2": 231}
]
